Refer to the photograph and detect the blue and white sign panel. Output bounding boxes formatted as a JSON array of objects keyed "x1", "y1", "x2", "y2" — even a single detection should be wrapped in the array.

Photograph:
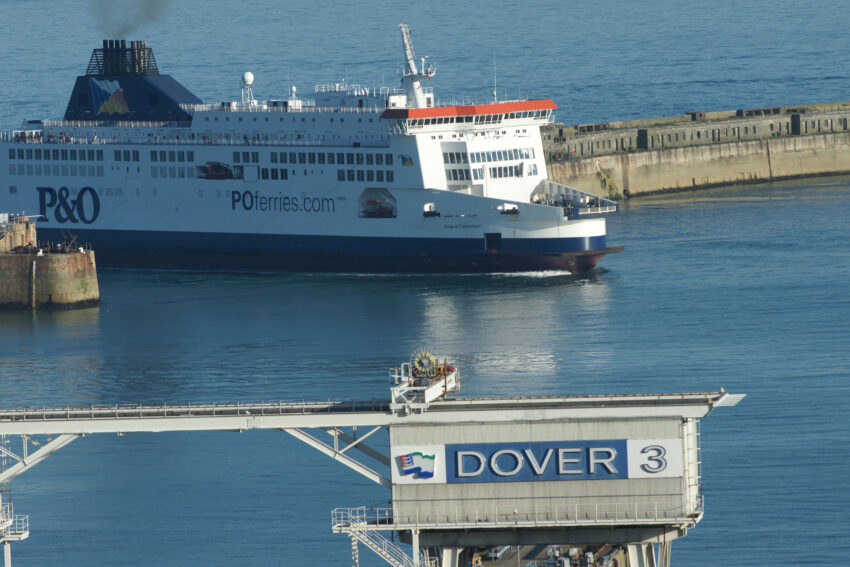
[{"x1": 391, "y1": 439, "x2": 682, "y2": 485}]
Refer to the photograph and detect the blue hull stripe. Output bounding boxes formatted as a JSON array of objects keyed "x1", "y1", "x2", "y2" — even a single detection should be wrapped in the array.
[{"x1": 38, "y1": 228, "x2": 611, "y2": 272}]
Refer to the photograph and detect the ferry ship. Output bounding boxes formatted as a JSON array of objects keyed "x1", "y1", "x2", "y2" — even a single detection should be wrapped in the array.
[{"x1": 1, "y1": 26, "x2": 622, "y2": 273}]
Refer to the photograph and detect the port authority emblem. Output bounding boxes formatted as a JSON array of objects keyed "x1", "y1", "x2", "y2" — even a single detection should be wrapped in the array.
[
  {"x1": 398, "y1": 452, "x2": 436, "y2": 479},
  {"x1": 391, "y1": 445, "x2": 446, "y2": 484}
]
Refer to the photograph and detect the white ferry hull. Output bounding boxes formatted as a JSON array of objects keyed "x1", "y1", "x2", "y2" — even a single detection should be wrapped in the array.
[{"x1": 5, "y1": 168, "x2": 616, "y2": 273}]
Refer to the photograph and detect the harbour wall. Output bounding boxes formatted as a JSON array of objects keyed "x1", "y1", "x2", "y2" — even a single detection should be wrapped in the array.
[
  {"x1": 543, "y1": 101, "x2": 850, "y2": 197},
  {"x1": 0, "y1": 217, "x2": 100, "y2": 310},
  {"x1": 546, "y1": 132, "x2": 850, "y2": 197}
]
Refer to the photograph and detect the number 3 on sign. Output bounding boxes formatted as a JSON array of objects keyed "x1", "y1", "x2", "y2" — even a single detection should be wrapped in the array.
[
  {"x1": 627, "y1": 440, "x2": 681, "y2": 478},
  {"x1": 639, "y1": 444, "x2": 667, "y2": 473}
]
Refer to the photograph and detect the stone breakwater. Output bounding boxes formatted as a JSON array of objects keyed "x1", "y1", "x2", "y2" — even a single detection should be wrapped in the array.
[
  {"x1": 543, "y1": 101, "x2": 850, "y2": 197},
  {"x1": 0, "y1": 215, "x2": 99, "y2": 310}
]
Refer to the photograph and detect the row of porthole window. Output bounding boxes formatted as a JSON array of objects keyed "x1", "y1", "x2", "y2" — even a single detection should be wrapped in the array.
[
  {"x1": 446, "y1": 168, "x2": 471, "y2": 182},
  {"x1": 8, "y1": 163, "x2": 105, "y2": 177},
  {"x1": 336, "y1": 169, "x2": 394, "y2": 183},
  {"x1": 270, "y1": 151, "x2": 393, "y2": 166},
  {"x1": 9, "y1": 147, "x2": 104, "y2": 161},
  {"x1": 253, "y1": 168, "x2": 395, "y2": 183},
  {"x1": 468, "y1": 147, "x2": 535, "y2": 163},
  {"x1": 204, "y1": 114, "x2": 374, "y2": 123},
  {"x1": 446, "y1": 162, "x2": 540, "y2": 182},
  {"x1": 151, "y1": 166, "x2": 197, "y2": 179},
  {"x1": 150, "y1": 150, "x2": 195, "y2": 162}
]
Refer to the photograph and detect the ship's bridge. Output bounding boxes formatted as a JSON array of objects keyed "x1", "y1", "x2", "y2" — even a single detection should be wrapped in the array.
[{"x1": 381, "y1": 99, "x2": 556, "y2": 135}]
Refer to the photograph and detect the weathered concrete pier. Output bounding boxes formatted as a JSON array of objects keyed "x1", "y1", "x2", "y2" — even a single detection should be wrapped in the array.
[
  {"x1": 0, "y1": 214, "x2": 99, "y2": 310},
  {"x1": 543, "y1": 100, "x2": 850, "y2": 197}
]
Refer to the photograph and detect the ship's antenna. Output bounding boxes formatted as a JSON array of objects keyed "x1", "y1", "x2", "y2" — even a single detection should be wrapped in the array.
[{"x1": 492, "y1": 52, "x2": 498, "y2": 103}]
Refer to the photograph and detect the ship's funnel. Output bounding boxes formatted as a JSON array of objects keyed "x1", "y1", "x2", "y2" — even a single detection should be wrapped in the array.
[
  {"x1": 86, "y1": 39, "x2": 159, "y2": 76},
  {"x1": 64, "y1": 39, "x2": 200, "y2": 122}
]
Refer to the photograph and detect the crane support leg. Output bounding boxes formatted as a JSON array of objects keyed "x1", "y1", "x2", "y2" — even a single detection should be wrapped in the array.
[
  {"x1": 0, "y1": 434, "x2": 80, "y2": 484},
  {"x1": 284, "y1": 429, "x2": 391, "y2": 488}
]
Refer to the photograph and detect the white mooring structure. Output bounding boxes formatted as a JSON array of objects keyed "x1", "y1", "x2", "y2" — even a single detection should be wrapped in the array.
[{"x1": 0, "y1": 354, "x2": 744, "y2": 567}]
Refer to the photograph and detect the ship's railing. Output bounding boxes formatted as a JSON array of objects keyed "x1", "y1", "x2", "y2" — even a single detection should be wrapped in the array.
[
  {"x1": 312, "y1": 82, "x2": 407, "y2": 97},
  {"x1": 309, "y1": 82, "x2": 410, "y2": 98},
  {"x1": 180, "y1": 102, "x2": 387, "y2": 115},
  {"x1": 42, "y1": 119, "x2": 184, "y2": 129},
  {"x1": 1, "y1": 130, "x2": 391, "y2": 149},
  {"x1": 1, "y1": 131, "x2": 44, "y2": 143},
  {"x1": 534, "y1": 180, "x2": 618, "y2": 217},
  {"x1": 333, "y1": 497, "x2": 702, "y2": 531},
  {"x1": 578, "y1": 205, "x2": 619, "y2": 215}
]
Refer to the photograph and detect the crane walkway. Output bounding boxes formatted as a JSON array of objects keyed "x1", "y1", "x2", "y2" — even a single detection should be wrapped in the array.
[
  {"x1": 0, "y1": 391, "x2": 738, "y2": 435},
  {"x1": 0, "y1": 392, "x2": 742, "y2": 488},
  {"x1": 0, "y1": 399, "x2": 392, "y2": 432}
]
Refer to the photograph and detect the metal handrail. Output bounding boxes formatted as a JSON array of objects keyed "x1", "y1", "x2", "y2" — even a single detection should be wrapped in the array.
[
  {"x1": 578, "y1": 205, "x2": 618, "y2": 215},
  {"x1": 396, "y1": 500, "x2": 699, "y2": 527},
  {"x1": 333, "y1": 499, "x2": 702, "y2": 531},
  {"x1": 0, "y1": 504, "x2": 11, "y2": 530},
  {"x1": 350, "y1": 526, "x2": 414, "y2": 567},
  {"x1": 334, "y1": 507, "x2": 415, "y2": 567},
  {"x1": 0, "y1": 399, "x2": 391, "y2": 422},
  {"x1": 332, "y1": 506, "x2": 394, "y2": 529},
  {"x1": 6, "y1": 515, "x2": 28, "y2": 536},
  {"x1": 2, "y1": 131, "x2": 392, "y2": 149},
  {"x1": 0, "y1": 513, "x2": 28, "y2": 541},
  {"x1": 180, "y1": 103, "x2": 385, "y2": 115}
]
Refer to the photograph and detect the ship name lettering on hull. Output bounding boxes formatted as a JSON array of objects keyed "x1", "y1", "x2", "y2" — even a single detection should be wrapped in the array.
[
  {"x1": 37, "y1": 186, "x2": 100, "y2": 224},
  {"x1": 231, "y1": 190, "x2": 335, "y2": 214}
]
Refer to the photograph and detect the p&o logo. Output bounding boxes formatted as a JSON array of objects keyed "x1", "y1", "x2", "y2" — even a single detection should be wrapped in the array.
[{"x1": 37, "y1": 186, "x2": 100, "y2": 224}]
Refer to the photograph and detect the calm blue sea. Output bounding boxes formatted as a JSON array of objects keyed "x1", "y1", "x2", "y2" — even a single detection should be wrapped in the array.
[{"x1": 1, "y1": 1, "x2": 849, "y2": 565}]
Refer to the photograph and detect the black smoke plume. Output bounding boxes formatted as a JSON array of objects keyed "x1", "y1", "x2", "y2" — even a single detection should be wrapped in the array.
[{"x1": 92, "y1": 0, "x2": 168, "y2": 38}]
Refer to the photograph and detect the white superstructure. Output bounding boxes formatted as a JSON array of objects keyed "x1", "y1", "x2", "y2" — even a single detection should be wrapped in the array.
[{"x1": 1, "y1": 29, "x2": 621, "y2": 272}]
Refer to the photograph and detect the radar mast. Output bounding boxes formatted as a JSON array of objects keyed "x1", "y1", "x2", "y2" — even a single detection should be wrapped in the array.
[
  {"x1": 241, "y1": 72, "x2": 255, "y2": 106},
  {"x1": 399, "y1": 23, "x2": 434, "y2": 109}
]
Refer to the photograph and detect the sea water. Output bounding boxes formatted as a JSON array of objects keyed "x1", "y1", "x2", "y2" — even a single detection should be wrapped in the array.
[{"x1": 1, "y1": 1, "x2": 849, "y2": 565}]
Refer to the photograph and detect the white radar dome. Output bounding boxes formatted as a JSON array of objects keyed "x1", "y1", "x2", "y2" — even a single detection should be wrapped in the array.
[{"x1": 241, "y1": 72, "x2": 255, "y2": 87}]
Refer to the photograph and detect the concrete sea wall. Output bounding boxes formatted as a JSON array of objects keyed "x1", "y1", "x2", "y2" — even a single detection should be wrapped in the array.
[{"x1": 547, "y1": 132, "x2": 850, "y2": 198}]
